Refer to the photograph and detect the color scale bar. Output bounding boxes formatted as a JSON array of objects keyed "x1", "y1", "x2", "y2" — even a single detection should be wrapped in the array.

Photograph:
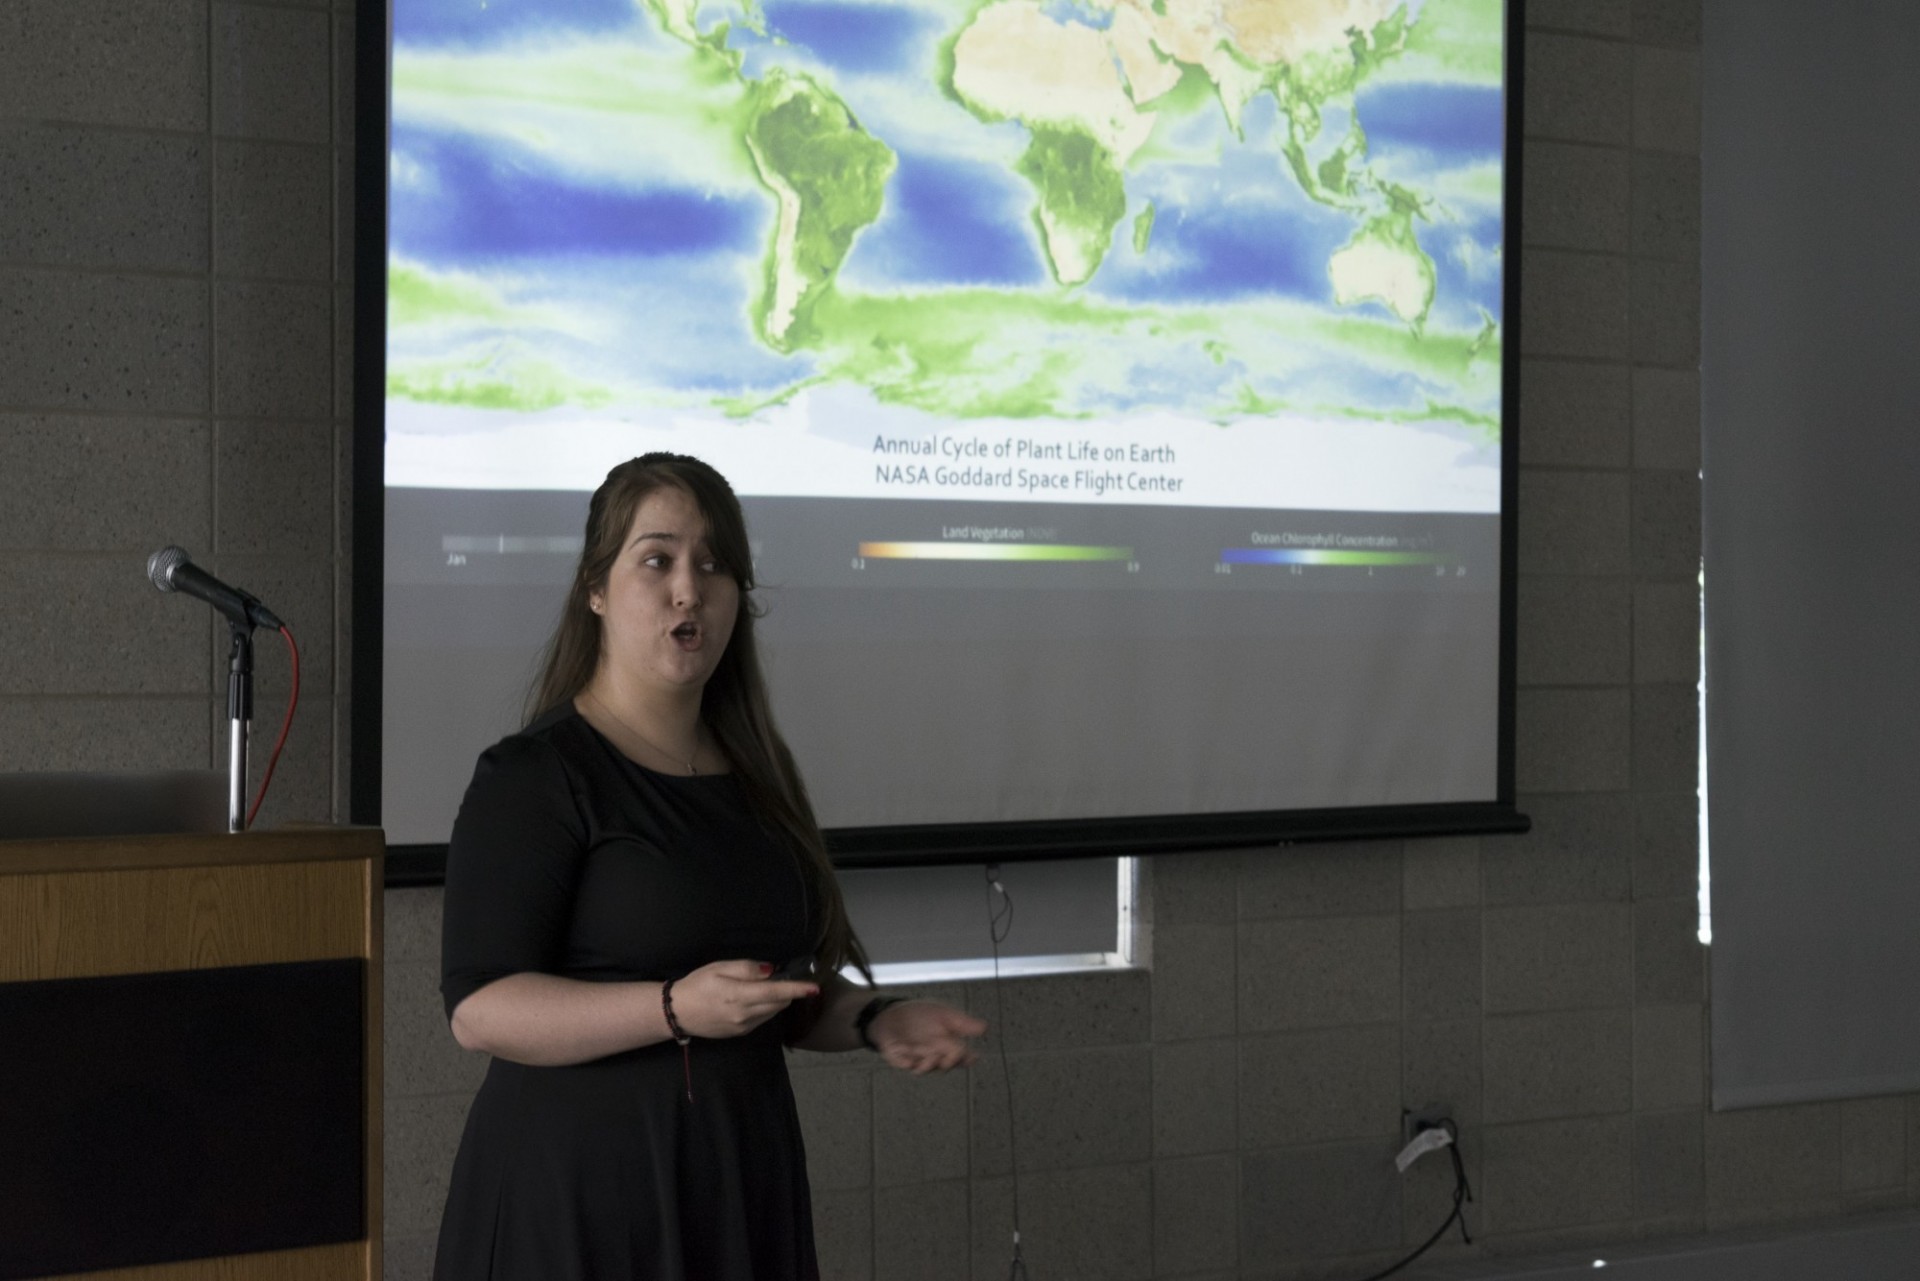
[
  {"x1": 860, "y1": 542, "x2": 1133, "y2": 562},
  {"x1": 1221, "y1": 548, "x2": 1458, "y2": 566}
]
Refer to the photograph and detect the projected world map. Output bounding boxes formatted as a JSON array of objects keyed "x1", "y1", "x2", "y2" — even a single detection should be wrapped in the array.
[{"x1": 388, "y1": 0, "x2": 1506, "y2": 510}]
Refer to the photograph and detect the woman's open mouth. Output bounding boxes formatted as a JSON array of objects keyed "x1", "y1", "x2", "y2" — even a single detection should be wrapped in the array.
[{"x1": 671, "y1": 622, "x2": 701, "y2": 650}]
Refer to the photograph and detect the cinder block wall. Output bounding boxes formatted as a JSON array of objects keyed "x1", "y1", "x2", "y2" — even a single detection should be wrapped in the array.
[{"x1": 8, "y1": 1, "x2": 1913, "y2": 1278}]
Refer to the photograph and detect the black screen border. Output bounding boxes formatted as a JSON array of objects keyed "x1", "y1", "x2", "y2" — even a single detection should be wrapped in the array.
[{"x1": 351, "y1": 0, "x2": 1532, "y2": 882}]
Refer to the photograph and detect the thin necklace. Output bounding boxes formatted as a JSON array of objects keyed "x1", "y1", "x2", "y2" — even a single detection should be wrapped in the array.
[{"x1": 585, "y1": 689, "x2": 701, "y2": 775}]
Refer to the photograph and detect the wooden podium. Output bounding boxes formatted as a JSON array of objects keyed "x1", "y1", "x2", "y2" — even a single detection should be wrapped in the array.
[{"x1": 0, "y1": 828, "x2": 383, "y2": 1281}]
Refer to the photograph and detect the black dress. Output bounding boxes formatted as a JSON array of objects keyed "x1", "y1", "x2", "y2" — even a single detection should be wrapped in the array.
[{"x1": 434, "y1": 705, "x2": 821, "y2": 1280}]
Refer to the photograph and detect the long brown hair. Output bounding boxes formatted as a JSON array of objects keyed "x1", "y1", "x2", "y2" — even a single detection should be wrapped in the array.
[{"x1": 529, "y1": 454, "x2": 871, "y2": 983}]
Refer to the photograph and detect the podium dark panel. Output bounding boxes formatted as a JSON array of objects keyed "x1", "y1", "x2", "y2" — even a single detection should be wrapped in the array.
[{"x1": 0, "y1": 959, "x2": 365, "y2": 1281}]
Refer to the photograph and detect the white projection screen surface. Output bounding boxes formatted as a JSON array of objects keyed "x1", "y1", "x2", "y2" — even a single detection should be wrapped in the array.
[{"x1": 370, "y1": 0, "x2": 1520, "y2": 860}]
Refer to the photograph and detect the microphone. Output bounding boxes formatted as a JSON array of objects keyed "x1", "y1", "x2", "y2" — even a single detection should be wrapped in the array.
[{"x1": 146, "y1": 546, "x2": 284, "y2": 630}]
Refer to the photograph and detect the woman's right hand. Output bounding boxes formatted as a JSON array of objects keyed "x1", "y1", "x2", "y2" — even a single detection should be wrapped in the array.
[{"x1": 667, "y1": 959, "x2": 820, "y2": 1039}]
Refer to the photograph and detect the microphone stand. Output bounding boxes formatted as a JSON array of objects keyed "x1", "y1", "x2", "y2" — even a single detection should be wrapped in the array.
[{"x1": 226, "y1": 620, "x2": 255, "y2": 833}]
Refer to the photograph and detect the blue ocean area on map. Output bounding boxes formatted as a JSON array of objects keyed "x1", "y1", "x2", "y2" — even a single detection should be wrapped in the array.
[
  {"x1": 396, "y1": 0, "x2": 631, "y2": 43},
  {"x1": 763, "y1": 2, "x2": 934, "y2": 74},
  {"x1": 391, "y1": 132, "x2": 761, "y2": 260},
  {"x1": 848, "y1": 154, "x2": 1046, "y2": 288},
  {"x1": 1353, "y1": 82, "x2": 1504, "y2": 155},
  {"x1": 1098, "y1": 199, "x2": 1355, "y2": 304}
]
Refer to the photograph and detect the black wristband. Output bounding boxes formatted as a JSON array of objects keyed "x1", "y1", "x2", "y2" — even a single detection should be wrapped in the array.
[
  {"x1": 661, "y1": 977, "x2": 691, "y2": 1046},
  {"x1": 854, "y1": 996, "x2": 907, "y2": 1051}
]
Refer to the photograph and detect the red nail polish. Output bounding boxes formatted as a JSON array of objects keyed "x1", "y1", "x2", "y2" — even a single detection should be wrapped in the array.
[{"x1": 758, "y1": 962, "x2": 773, "y2": 976}]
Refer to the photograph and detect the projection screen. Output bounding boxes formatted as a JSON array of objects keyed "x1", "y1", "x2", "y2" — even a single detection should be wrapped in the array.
[{"x1": 359, "y1": 0, "x2": 1523, "y2": 867}]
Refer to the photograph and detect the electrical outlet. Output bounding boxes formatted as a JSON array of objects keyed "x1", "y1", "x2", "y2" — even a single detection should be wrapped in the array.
[{"x1": 1402, "y1": 1103, "x2": 1452, "y2": 1144}]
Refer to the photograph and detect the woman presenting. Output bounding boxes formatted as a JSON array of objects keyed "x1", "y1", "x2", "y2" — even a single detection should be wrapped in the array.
[{"x1": 434, "y1": 453, "x2": 985, "y2": 1279}]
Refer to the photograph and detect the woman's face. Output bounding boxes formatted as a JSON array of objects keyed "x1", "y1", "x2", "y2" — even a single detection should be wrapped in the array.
[{"x1": 588, "y1": 485, "x2": 741, "y2": 695}]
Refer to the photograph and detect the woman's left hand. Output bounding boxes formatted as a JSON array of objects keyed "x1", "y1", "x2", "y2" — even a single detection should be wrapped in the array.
[{"x1": 868, "y1": 1000, "x2": 988, "y2": 1075}]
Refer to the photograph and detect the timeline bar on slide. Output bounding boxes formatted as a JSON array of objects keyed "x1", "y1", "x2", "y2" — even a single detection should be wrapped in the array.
[
  {"x1": 1220, "y1": 548, "x2": 1459, "y2": 567},
  {"x1": 859, "y1": 542, "x2": 1133, "y2": 562}
]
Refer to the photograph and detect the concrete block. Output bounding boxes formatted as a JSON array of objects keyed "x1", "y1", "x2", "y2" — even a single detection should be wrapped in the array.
[
  {"x1": 335, "y1": 12, "x2": 358, "y2": 212},
  {"x1": 1484, "y1": 903, "x2": 1631, "y2": 1013},
  {"x1": 982, "y1": 967, "x2": 1148, "y2": 1051},
  {"x1": 1403, "y1": 836, "x2": 1480, "y2": 912},
  {"x1": 0, "y1": 555, "x2": 206, "y2": 695},
  {"x1": 969, "y1": 1166, "x2": 1153, "y2": 1281},
  {"x1": 382, "y1": 1232, "x2": 437, "y2": 1281},
  {"x1": 0, "y1": 0, "x2": 208, "y2": 130},
  {"x1": 789, "y1": 1062, "x2": 874, "y2": 1192},
  {"x1": 970, "y1": 1046, "x2": 1151, "y2": 1175},
  {"x1": 1403, "y1": 908, "x2": 1481, "y2": 1022},
  {"x1": 1524, "y1": 33, "x2": 1632, "y2": 146},
  {"x1": 1515, "y1": 575, "x2": 1632, "y2": 687},
  {"x1": 1513, "y1": 688, "x2": 1632, "y2": 794},
  {"x1": 382, "y1": 1092, "x2": 472, "y2": 1238},
  {"x1": 1630, "y1": 257, "x2": 1701, "y2": 367},
  {"x1": 384, "y1": 886, "x2": 443, "y2": 963},
  {"x1": 1632, "y1": 365, "x2": 1701, "y2": 473},
  {"x1": 0, "y1": 416, "x2": 210, "y2": 553},
  {"x1": 1483, "y1": 1008, "x2": 1631, "y2": 1123},
  {"x1": 1480, "y1": 1116, "x2": 1632, "y2": 1234},
  {"x1": 0, "y1": 269, "x2": 208, "y2": 415},
  {"x1": 1239, "y1": 841, "x2": 1401, "y2": 919},
  {"x1": 0, "y1": 123, "x2": 207, "y2": 272},
  {"x1": 215, "y1": 281, "x2": 335, "y2": 420},
  {"x1": 1630, "y1": 151, "x2": 1700, "y2": 264},
  {"x1": 216, "y1": 139, "x2": 334, "y2": 282},
  {"x1": 383, "y1": 957, "x2": 486, "y2": 1098},
  {"x1": 0, "y1": 696, "x2": 209, "y2": 772},
  {"x1": 873, "y1": 1063, "x2": 968, "y2": 1187},
  {"x1": 1519, "y1": 250, "x2": 1630, "y2": 359},
  {"x1": 812, "y1": 1186, "x2": 873, "y2": 1281},
  {"x1": 1239, "y1": 916, "x2": 1399, "y2": 1032},
  {"x1": 1635, "y1": 1110, "x2": 1704, "y2": 1217},
  {"x1": 1151, "y1": 922, "x2": 1236, "y2": 1042},
  {"x1": 215, "y1": 420, "x2": 335, "y2": 558},
  {"x1": 1240, "y1": 1141, "x2": 1400, "y2": 1262},
  {"x1": 1842, "y1": 1097, "x2": 1907, "y2": 1193},
  {"x1": 1528, "y1": 0, "x2": 1630, "y2": 37},
  {"x1": 336, "y1": 284, "x2": 357, "y2": 418},
  {"x1": 1522, "y1": 141, "x2": 1629, "y2": 253},
  {"x1": 1908, "y1": 1098, "x2": 1920, "y2": 1201},
  {"x1": 213, "y1": 2, "x2": 332, "y2": 143},
  {"x1": 1633, "y1": 792, "x2": 1699, "y2": 901},
  {"x1": 1633, "y1": 582, "x2": 1700, "y2": 686},
  {"x1": 1239, "y1": 1025, "x2": 1399, "y2": 1147},
  {"x1": 1517, "y1": 470, "x2": 1631, "y2": 577},
  {"x1": 1634, "y1": 897, "x2": 1704, "y2": 1004},
  {"x1": 1404, "y1": 1018, "x2": 1481, "y2": 1131},
  {"x1": 1518, "y1": 358, "x2": 1631, "y2": 470},
  {"x1": 1633, "y1": 1003, "x2": 1704, "y2": 1111},
  {"x1": 1631, "y1": 469, "x2": 1699, "y2": 581},
  {"x1": 1484, "y1": 793, "x2": 1632, "y2": 906},
  {"x1": 1631, "y1": 684, "x2": 1698, "y2": 797},
  {"x1": 874, "y1": 1181, "x2": 969, "y2": 1281},
  {"x1": 1151, "y1": 849, "x2": 1238, "y2": 925},
  {"x1": 1633, "y1": 46, "x2": 1701, "y2": 154},
  {"x1": 1154, "y1": 1155, "x2": 1237, "y2": 1275},
  {"x1": 1633, "y1": 0, "x2": 1701, "y2": 46},
  {"x1": 204, "y1": 554, "x2": 334, "y2": 698},
  {"x1": 1152, "y1": 1038, "x2": 1237, "y2": 1158},
  {"x1": 1703, "y1": 1103, "x2": 1839, "y2": 1218}
]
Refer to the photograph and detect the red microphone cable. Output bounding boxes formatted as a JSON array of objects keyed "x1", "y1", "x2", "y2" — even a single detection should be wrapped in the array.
[{"x1": 245, "y1": 625, "x2": 300, "y2": 830}]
